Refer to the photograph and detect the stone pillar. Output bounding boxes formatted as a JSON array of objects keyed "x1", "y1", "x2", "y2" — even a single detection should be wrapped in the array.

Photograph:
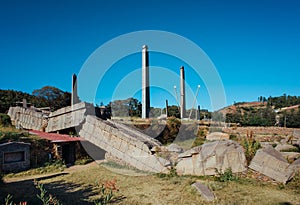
[
  {"x1": 197, "y1": 105, "x2": 201, "y2": 120},
  {"x1": 71, "y1": 74, "x2": 79, "y2": 106},
  {"x1": 142, "y1": 45, "x2": 150, "y2": 118},
  {"x1": 22, "y1": 99, "x2": 27, "y2": 108},
  {"x1": 165, "y1": 99, "x2": 169, "y2": 117},
  {"x1": 180, "y1": 66, "x2": 186, "y2": 119}
]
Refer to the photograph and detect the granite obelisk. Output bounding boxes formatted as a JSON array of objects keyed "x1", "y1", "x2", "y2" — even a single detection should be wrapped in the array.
[
  {"x1": 71, "y1": 74, "x2": 79, "y2": 106},
  {"x1": 180, "y1": 66, "x2": 186, "y2": 119},
  {"x1": 142, "y1": 45, "x2": 150, "y2": 118}
]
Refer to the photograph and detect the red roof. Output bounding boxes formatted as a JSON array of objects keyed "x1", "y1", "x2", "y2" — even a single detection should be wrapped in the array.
[{"x1": 29, "y1": 130, "x2": 83, "y2": 143}]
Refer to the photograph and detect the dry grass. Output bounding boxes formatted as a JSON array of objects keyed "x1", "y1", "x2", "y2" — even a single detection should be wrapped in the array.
[{"x1": 2, "y1": 162, "x2": 296, "y2": 205}]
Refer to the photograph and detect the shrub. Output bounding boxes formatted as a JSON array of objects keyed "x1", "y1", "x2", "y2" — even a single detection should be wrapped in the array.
[
  {"x1": 241, "y1": 131, "x2": 261, "y2": 165},
  {"x1": 0, "y1": 114, "x2": 11, "y2": 127},
  {"x1": 215, "y1": 168, "x2": 238, "y2": 182}
]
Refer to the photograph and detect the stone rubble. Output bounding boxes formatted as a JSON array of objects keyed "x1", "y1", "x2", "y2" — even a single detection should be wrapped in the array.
[{"x1": 176, "y1": 140, "x2": 247, "y2": 176}]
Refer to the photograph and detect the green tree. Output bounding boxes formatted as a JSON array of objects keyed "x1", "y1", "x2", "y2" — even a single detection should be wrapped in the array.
[
  {"x1": 32, "y1": 86, "x2": 71, "y2": 111},
  {"x1": 167, "y1": 105, "x2": 180, "y2": 118}
]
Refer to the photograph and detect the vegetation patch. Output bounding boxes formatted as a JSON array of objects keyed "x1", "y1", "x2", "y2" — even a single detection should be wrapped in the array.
[{"x1": 5, "y1": 160, "x2": 66, "y2": 178}]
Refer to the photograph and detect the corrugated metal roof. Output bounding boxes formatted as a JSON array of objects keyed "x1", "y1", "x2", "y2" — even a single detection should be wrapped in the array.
[{"x1": 29, "y1": 130, "x2": 83, "y2": 143}]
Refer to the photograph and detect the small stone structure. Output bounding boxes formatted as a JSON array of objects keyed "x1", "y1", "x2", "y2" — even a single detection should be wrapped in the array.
[
  {"x1": 249, "y1": 146, "x2": 295, "y2": 184},
  {"x1": 0, "y1": 142, "x2": 30, "y2": 172},
  {"x1": 79, "y1": 115, "x2": 170, "y2": 173},
  {"x1": 176, "y1": 140, "x2": 247, "y2": 176}
]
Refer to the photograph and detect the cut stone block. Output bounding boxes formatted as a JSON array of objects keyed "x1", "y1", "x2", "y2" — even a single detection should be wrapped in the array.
[
  {"x1": 192, "y1": 182, "x2": 215, "y2": 201},
  {"x1": 249, "y1": 146, "x2": 295, "y2": 184},
  {"x1": 176, "y1": 140, "x2": 247, "y2": 176},
  {"x1": 206, "y1": 132, "x2": 229, "y2": 141},
  {"x1": 275, "y1": 144, "x2": 298, "y2": 152}
]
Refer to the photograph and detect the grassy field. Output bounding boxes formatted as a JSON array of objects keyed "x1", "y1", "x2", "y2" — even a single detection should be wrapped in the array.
[
  {"x1": 1, "y1": 162, "x2": 300, "y2": 205},
  {"x1": 1, "y1": 126, "x2": 300, "y2": 204}
]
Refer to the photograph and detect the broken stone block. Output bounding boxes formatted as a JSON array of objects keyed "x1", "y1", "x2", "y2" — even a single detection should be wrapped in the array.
[
  {"x1": 166, "y1": 143, "x2": 184, "y2": 153},
  {"x1": 260, "y1": 141, "x2": 276, "y2": 148},
  {"x1": 290, "y1": 158, "x2": 300, "y2": 172},
  {"x1": 249, "y1": 146, "x2": 294, "y2": 184},
  {"x1": 176, "y1": 140, "x2": 247, "y2": 176},
  {"x1": 275, "y1": 144, "x2": 298, "y2": 152},
  {"x1": 280, "y1": 152, "x2": 300, "y2": 162},
  {"x1": 206, "y1": 132, "x2": 229, "y2": 141},
  {"x1": 192, "y1": 182, "x2": 215, "y2": 201}
]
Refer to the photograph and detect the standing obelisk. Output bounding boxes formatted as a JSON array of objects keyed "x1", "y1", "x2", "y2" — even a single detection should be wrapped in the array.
[
  {"x1": 71, "y1": 74, "x2": 79, "y2": 106},
  {"x1": 142, "y1": 45, "x2": 150, "y2": 118},
  {"x1": 180, "y1": 66, "x2": 186, "y2": 119}
]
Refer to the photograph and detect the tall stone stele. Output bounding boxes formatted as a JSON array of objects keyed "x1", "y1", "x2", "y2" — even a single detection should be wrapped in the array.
[
  {"x1": 71, "y1": 74, "x2": 80, "y2": 106},
  {"x1": 142, "y1": 45, "x2": 150, "y2": 118},
  {"x1": 180, "y1": 66, "x2": 186, "y2": 119}
]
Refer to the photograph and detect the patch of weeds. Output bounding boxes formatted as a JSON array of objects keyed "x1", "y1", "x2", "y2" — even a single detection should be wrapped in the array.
[
  {"x1": 241, "y1": 131, "x2": 261, "y2": 165},
  {"x1": 286, "y1": 171, "x2": 300, "y2": 194},
  {"x1": 5, "y1": 160, "x2": 66, "y2": 178},
  {"x1": 192, "y1": 136, "x2": 206, "y2": 147},
  {"x1": 215, "y1": 168, "x2": 239, "y2": 182},
  {"x1": 75, "y1": 156, "x2": 94, "y2": 165},
  {"x1": 277, "y1": 183, "x2": 285, "y2": 190},
  {"x1": 156, "y1": 167, "x2": 178, "y2": 179},
  {"x1": 94, "y1": 179, "x2": 119, "y2": 205},
  {"x1": 229, "y1": 134, "x2": 238, "y2": 141},
  {"x1": 35, "y1": 180, "x2": 62, "y2": 205},
  {"x1": 3, "y1": 194, "x2": 27, "y2": 205}
]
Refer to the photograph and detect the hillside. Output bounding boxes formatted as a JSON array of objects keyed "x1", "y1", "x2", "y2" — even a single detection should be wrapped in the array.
[
  {"x1": 219, "y1": 101, "x2": 267, "y2": 115},
  {"x1": 218, "y1": 99, "x2": 300, "y2": 128}
]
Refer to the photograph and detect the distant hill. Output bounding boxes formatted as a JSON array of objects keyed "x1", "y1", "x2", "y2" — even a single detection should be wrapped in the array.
[
  {"x1": 219, "y1": 101, "x2": 267, "y2": 115},
  {"x1": 218, "y1": 95, "x2": 300, "y2": 128}
]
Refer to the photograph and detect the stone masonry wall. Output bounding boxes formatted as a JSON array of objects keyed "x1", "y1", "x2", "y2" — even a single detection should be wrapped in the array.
[
  {"x1": 8, "y1": 107, "x2": 44, "y2": 130},
  {"x1": 46, "y1": 102, "x2": 92, "y2": 132},
  {"x1": 79, "y1": 115, "x2": 170, "y2": 173}
]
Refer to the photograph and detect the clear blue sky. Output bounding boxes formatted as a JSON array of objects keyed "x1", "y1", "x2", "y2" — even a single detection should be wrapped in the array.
[{"x1": 0, "y1": 0, "x2": 300, "y2": 111}]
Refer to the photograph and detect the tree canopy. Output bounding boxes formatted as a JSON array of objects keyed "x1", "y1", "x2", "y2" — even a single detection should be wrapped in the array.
[{"x1": 0, "y1": 86, "x2": 71, "y2": 113}]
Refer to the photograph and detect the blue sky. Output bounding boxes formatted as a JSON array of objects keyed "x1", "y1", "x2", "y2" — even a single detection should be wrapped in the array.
[{"x1": 0, "y1": 0, "x2": 300, "y2": 111}]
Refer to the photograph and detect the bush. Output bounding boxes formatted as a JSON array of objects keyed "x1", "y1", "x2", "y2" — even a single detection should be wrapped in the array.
[
  {"x1": 0, "y1": 114, "x2": 11, "y2": 127},
  {"x1": 215, "y1": 168, "x2": 238, "y2": 182},
  {"x1": 241, "y1": 131, "x2": 261, "y2": 165}
]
